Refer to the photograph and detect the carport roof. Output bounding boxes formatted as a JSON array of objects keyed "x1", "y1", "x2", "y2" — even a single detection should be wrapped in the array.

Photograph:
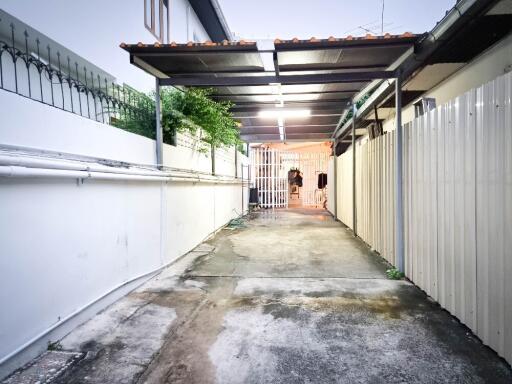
[{"x1": 121, "y1": 34, "x2": 421, "y2": 142}]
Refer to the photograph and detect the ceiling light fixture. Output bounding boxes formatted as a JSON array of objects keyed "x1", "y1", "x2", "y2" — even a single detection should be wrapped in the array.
[
  {"x1": 258, "y1": 109, "x2": 311, "y2": 118},
  {"x1": 278, "y1": 117, "x2": 285, "y2": 141}
]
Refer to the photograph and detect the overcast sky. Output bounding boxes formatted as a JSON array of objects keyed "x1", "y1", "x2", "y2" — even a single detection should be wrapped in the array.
[{"x1": 218, "y1": 0, "x2": 456, "y2": 39}]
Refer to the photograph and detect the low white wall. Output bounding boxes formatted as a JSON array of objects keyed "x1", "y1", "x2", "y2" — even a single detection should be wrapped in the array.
[
  {"x1": 0, "y1": 177, "x2": 163, "y2": 363},
  {"x1": 0, "y1": 91, "x2": 156, "y2": 165},
  {"x1": 0, "y1": 91, "x2": 248, "y2": 378},
  {"x1": 215, "y1": 146, "x2": 237, "y2": 177},
  {"x1": 163, "y1": 140, "x2": 212, "y2": 174},
  {"x1": 164, "y1": 181, "x2": 245, "y2": 261}
]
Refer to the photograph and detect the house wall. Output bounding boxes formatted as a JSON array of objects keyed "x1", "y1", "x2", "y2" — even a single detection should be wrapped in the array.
[
  {"x1": 0, "y1": 89, "x2": 248, "y2": 378},
  {"x1": 0, "y1": 0, "x2": 211, "y2": 92},
  {"x1": 170, "y1": 0, "x2": 210, "y2": 43},
  {"x1": 334, "y1": 71, "x2": 512, "y2": 365},
  {"x1": 382, "y1": 33, "x2": 512, "y2": 132}
]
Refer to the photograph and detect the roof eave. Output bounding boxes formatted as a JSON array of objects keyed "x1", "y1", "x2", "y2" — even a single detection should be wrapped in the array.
[{"x1": 188, "y1": 0, "x2": 232, "y2": 42}]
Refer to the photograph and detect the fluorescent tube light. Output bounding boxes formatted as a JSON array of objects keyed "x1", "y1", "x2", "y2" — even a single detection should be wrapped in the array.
[
  {"x1": 278, "y1": 117, "x2": 285, "y2": 141},
  {"x1": 258, "y1": 109, "x2": 311, "y2": 118}
]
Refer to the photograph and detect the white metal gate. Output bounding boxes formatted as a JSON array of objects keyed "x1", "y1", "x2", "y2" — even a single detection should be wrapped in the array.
[
  {"x1": 250, "y1": 148, "x2": 288, "y2": 208},
  {"x1": 250, "y1": 148, "x2": 329, "y2": 208}
]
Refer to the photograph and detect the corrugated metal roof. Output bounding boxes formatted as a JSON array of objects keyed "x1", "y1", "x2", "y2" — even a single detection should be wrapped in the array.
[{"x1": 122, "y1": 34, "x2": 421, "y2": 142}]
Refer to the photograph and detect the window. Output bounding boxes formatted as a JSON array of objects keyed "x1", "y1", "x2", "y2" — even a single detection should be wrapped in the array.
[
  {"x1": 144, "y1": 0, "x2": 169, "y2": 43},
  {"x1": 162, "y1": 0, "x2": 169, "y2": 43}
]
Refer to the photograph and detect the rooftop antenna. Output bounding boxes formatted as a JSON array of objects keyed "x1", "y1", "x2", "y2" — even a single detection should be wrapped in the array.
[{"x1": 381, "y1": 0, "x2": 385, "y2": 34}]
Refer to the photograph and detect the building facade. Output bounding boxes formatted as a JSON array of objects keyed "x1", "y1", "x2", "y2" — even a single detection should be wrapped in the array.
[{"x1": 1, "y1": 0, "x2": 230, "y2": 91}]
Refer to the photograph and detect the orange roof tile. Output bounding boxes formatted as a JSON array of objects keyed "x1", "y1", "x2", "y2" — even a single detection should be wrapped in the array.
[{"x1": 120, "y1": 33, "x2": 418, "y2": 50}]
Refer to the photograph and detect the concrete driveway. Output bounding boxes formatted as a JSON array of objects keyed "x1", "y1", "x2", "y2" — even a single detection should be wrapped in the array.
[{"x1": 8, "y1": 209, "x2": 512, "y2": 383}]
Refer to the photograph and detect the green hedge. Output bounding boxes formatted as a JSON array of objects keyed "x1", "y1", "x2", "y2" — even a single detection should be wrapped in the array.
[{"x1": 113, "y1": 87, "x2": 241, "y2": 151}]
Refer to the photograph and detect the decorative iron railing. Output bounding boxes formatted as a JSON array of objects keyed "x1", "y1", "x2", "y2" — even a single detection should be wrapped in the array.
[{"x1": 0, "y1": 18, "x2": 155, "y2": 139}]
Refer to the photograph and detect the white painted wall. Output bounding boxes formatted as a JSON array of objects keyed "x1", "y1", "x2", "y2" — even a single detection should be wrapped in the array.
[
  {"x1": 163, "y1": 140, "x2": 213, "y2": 174},
  {"x1": 0, "y1": 90, "x2": 247, "y2": 378},
  {"x1": 170, "y1": 0, "x2": 210, "y2": 43},
  {"x1": 0, "y1": 177, "x2": 164, "y2": 362},
  {"x1": 0, "y1": 0, "x2": 212, "y2": 92},
  {"x1": 0, "y1": 91, "x2": 156, "y2": 164}
]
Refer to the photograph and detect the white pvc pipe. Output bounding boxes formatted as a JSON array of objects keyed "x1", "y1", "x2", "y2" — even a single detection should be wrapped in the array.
[
  {"x1": 0, "y1": 155, "x2": 165, "y2": 177},
  {"x1": 0, "y1": 154, "x2": 245, "y2": 184},
  {"x1": 0, "y1": 165, "x2": 245, "y2": 184},
  {"x1": 0, "y1": 166, "x2": 168, "y2": 182}
]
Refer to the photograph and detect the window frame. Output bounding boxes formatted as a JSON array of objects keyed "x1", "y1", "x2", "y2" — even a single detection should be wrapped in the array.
[{"x1": 144, "y1": 0, "x2": 167, "y2": 42}]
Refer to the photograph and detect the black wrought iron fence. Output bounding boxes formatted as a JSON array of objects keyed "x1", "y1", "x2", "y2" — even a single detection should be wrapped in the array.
[{"x1": 0, "y1": 19, "x2": 155, "y2": 139}]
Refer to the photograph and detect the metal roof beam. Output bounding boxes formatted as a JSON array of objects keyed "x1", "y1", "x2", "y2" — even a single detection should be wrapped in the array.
[
  {"x1": 227, "y1": 98, "x2": 352, "y2": 106},
  {"x1": 240, "y1": 133, "x2": 333, "y2": 142},
  {"x1": 233, "y1": 111, "x2": 343, "y2": 118},
  {"x1": 232, "y1": 107, "x2": 345, "y2": 114},
  {"x1": 133, "y1": 66, "x2": 389, "y2": 77},
  {"x1": 240, "y1": 124, "x2": 337, "y2": 129},
  {"x1": 212, "y1": 90, "x2": 361, "y2": 98},
  {"x1": 159, "y1": 71, "x2": 395, "y2": 86}
]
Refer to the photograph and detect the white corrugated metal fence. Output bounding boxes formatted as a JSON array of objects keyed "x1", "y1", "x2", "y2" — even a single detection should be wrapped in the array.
[{"x1": 334, "y1": 72, "x2": 511, "y2": 364}]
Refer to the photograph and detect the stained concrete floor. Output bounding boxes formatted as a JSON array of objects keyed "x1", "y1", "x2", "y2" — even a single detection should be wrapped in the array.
[{"x1": 6, "y1": 209, "x2": 512, "y2": 383}]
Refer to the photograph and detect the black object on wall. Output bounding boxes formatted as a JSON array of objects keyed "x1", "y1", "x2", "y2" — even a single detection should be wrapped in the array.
[
  {"x1": 318, "y1": 173, "x2": 328, "y2": 189},
  {"x1": 249, "y1": 188, "x2": 259, "y2": 204}
]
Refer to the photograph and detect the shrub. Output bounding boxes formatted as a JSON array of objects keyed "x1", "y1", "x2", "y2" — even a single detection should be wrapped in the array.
[
  {"x1": 160, "y1": 88, "x2": 241, "y2": 150},
  {"x1": 386, "y1": 267, "x2": 405, "y2": 280},
  {"x1": 112, "y1": 87, "x2": 242, "y2": 151}
]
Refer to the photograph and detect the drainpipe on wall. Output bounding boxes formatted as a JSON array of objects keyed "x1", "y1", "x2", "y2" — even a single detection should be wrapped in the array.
[
  {"x1": 234, "y1": 148, "x2": 238, "y2": 178},
  {"x1": 211, "y1": 144, "x2": 216, "y2": 175}
]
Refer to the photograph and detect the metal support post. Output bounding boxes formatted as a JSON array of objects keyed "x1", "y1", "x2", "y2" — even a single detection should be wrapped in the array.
[
  {"x1": 352, "y1": 103, "x2": 357, "y2": 236},
  {"x1": 155, "y1": 78, "x2": 163, "y2": 169},
  {"x1": 333, "y1": 141, "x2": 338, "y2": 219},
  {"x1": 395, "y1": 74, "x2": 405, "y2": 273}
]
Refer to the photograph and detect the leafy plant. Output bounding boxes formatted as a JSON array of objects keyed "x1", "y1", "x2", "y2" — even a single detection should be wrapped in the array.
[
  {"x1": 237, "y1": 142, "x2": 247, "y2": 155},
  {"x1": 113, "y1": 87, "x2": 241, "y2": 151},
  {"x1": 47, "y1": 340, "x2": 63, "y2": 351},
  {"x1": 111, "y1": 89, "x2": 156, "y2": 140},
  {"x1": 160, "y1": 88, "x2": 241, "y2": 150},
  {"x1": 386, "y1": 267, "x2": 405, "y2": 280},
  {"x1": 339, "y1": 90, "x2": 375, "y2": 128}
]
